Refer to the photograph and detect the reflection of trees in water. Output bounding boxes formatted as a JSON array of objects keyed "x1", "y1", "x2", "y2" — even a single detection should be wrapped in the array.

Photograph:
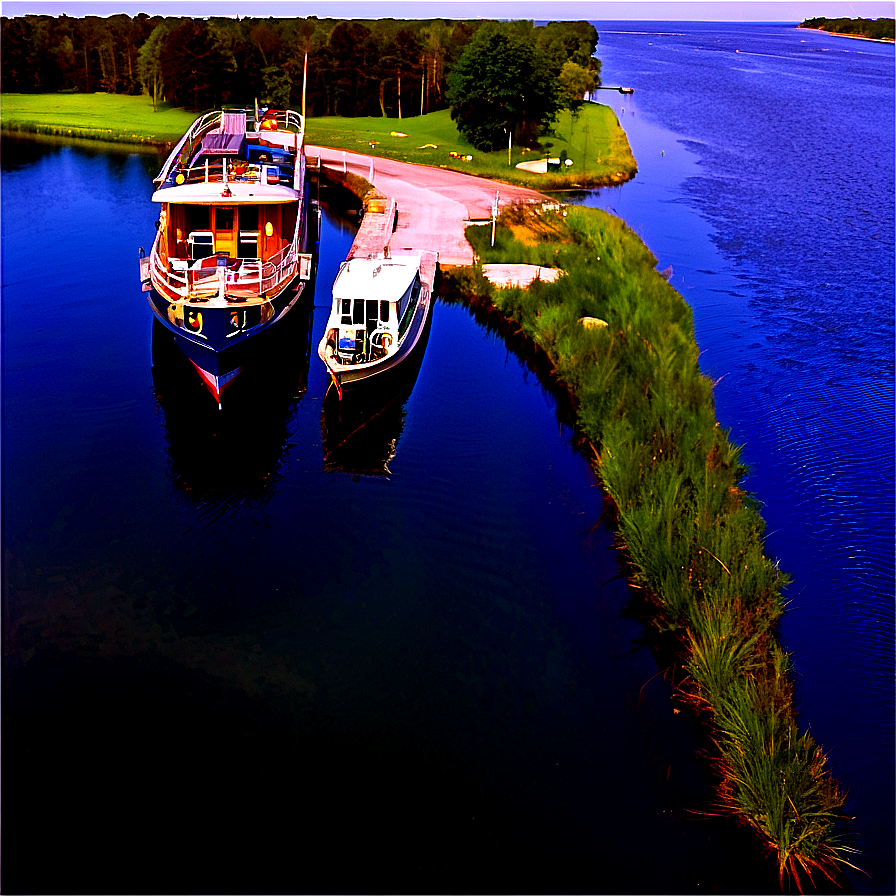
[{"x1": 151, "y1": 310, "x2": 312, "y2": 514}]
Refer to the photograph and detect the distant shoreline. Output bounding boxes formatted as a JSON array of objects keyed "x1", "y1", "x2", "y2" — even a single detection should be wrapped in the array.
[{"x1": 798, "y1": 25, "x2": 895, "y2": 43}]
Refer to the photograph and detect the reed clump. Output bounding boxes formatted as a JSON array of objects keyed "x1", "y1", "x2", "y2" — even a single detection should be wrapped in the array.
[{"x1": 445, "y1": 204, "x2": 856, "y2": 891}]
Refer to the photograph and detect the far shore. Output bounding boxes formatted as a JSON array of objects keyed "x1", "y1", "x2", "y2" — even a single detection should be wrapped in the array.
[{"x1": 798, "y1": 25, "x2": 895, "y2": 43}]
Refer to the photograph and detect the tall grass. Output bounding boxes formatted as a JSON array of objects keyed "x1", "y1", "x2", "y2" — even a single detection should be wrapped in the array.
[{"x1": 445, "y1": 204, "x2": 854, "y2": 890}]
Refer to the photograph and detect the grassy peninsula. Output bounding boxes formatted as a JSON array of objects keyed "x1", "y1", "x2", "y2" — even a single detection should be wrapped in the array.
[
  {"x1": 799, "y1": 16, "x2": 895, "y2": 40},
  {"x1": 0, "y1": 92, "x2": 636, "y2": 190},
  {"x1": 435, "y1": 207, "x2": 855, "y2": 890}
]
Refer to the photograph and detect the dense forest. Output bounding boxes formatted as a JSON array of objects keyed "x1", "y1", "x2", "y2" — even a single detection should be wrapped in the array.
[
  {"x1": 799, "y1": 16, "x2": 895, "y2": 40},
  {"x1": 0, "y1": 13, "x2": 601, "y2": 124}
]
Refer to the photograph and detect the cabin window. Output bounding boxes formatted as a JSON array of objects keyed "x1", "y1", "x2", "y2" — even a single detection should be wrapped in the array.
[
  {"x1": 188, "y1": 231, "x2": 215, "y2": 259},
  {"x1": 238, "y1": 209, "x2": 258, "y2": 257},
  {"x1": 185, "y1": 206, "x2": 209, "y2": 233},
  {"x1": 238, "y1": 231, "x2": 258, "y2": 258},
  {"x1": 214, "y1": 207, "x2": 234, "y2": 233},
  {"x1": 380, "y1": 301, "x2": 390, "y2": 322},
  {"x1": 341, "y1": 298, "x2": 352, "y2": 324},
  {"x1": 352, "y1": 300, "x2": 365, "y2": 325}
]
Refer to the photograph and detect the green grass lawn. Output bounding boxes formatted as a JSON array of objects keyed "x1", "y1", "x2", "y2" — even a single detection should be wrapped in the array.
[
  {"x1": 1, "y1": 92, "x2": 636, "y2": 189},
  {"x1": 306, "y1": 105, "x2": 636, "y2": 188},
  {"x1": 1, "y1": 92, "x2": 196, "y2": 144}
]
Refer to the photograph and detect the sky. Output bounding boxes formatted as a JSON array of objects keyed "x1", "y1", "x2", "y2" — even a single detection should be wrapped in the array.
[{"x1": 1, "y1": 0, "x2": 894, "y2": 20}]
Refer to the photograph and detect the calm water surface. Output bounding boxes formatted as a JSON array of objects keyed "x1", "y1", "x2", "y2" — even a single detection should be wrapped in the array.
[
  {"x1": 3, "y1": 139, "x2": 780, "y2": 893},
  {"x1": 581, "y1": 22, "x2": 894, "y2": 893}
]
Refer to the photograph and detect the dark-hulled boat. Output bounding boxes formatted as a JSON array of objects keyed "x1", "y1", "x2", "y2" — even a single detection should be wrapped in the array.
[{"x1": 140, "y1": 107, "x2": 314, "y2": 404}]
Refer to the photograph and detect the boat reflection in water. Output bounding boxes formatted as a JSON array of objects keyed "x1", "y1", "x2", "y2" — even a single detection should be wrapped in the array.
[
  {"x1": 151, "y1": 302, "x2": 313, "y2": 508},
  {"x1": 320, "y1": 325, "x2": 428, "y2": 477}
]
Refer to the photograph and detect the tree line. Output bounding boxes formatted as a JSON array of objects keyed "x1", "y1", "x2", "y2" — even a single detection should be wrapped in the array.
[
  {"x1": 1, "y1": 14, "x2": 601, "y2": 147},
  {"x1": 799, "y1": 16, "x2": 895, "y2": 40}
]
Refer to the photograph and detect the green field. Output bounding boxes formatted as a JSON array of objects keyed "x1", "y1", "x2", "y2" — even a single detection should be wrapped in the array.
[
  {"x1": 0, "y1": 92, "x2": 196, "y2": 144},
  {"x1": 305, "y1": 106, "x2": 636, "y2": 188},
  {"x1": 0, "y1": 92, "x2": 636, "y2": 190}
]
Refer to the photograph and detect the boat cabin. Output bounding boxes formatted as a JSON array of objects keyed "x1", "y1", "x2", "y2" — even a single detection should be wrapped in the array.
[
  {"x1": 159, "y1": 202, "x2": 296, "y2": 263},
  {"x1": 330, "y1": 257, "x2": 421, "y2": 364}
]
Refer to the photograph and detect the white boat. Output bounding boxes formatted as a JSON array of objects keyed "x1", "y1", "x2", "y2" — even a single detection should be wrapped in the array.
[
  {"x1": 140, "y1": 107, "x2": 315, "y2": 404},
  {"x1": 317, "y1": 251, "x2": 434, "y2": 399}
]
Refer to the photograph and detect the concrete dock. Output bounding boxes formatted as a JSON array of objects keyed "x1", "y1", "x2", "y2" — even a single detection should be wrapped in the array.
[{"x1": 309, "y1": 145, "x2": 551, "y2": 266}]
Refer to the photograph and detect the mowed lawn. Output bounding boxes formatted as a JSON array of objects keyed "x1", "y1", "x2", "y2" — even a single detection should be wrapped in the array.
[
  {"x1": 1, "y1": 92, "x2": 636, "y2": 188},
  {"x1": 1, "y1": 92, "x2": 197, "y2": 143}
]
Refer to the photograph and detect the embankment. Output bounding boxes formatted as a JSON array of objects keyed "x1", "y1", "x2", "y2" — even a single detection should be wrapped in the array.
[{"x1": 434, "y1": 204, "x2": 855, "y2": 890}]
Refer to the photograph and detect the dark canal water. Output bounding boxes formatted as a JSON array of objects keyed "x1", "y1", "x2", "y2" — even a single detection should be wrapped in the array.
[
  {"x1": 3, "y1": 139, "x2": 775, "y2": 894},
  {"x1": 1, "y1": 23, "x2": 891, "y2": 896},
  {"x1": 578, "y1": 21, "x2": 894, "y2": 894}
]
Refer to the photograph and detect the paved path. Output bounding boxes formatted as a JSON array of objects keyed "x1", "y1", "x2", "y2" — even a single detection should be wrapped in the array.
[{"x1": 308, "y1": 145, "x2": 551, "y2": 266}]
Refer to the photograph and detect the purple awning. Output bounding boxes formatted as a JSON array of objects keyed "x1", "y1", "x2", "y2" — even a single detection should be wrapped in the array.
[{"x1": 200, "y1": 132, "x2": 245, "y2": 155}]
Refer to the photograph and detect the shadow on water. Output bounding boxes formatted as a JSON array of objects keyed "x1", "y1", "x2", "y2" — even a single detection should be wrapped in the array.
[
  {"x1": 150, "y1": 299, "x2": 314, "y2": 511},
  {"x1": 320, "y1": 317, "x2": 430, "y2": 478}
]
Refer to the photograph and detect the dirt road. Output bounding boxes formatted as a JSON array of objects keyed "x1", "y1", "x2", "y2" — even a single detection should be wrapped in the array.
[{"x1": 308, "y1": 145, "x2": 551, "y2": 266}]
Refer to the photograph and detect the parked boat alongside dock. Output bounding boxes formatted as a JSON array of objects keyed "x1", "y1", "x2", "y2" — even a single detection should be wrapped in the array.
[
  {"x1": 140, "y1": 107, "x2": 315, "y2": 403},
  {"x1": 316, "y1": 195, "x2": 437, "y2": 399},
  {"x1": 318, "y1": 249, "x2": 435, "y2": 399}
]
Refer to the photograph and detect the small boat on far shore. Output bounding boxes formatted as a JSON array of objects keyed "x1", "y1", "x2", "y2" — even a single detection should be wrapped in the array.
[{"x1": 318, "y1": 250, "x2": 436, "y2": 399}]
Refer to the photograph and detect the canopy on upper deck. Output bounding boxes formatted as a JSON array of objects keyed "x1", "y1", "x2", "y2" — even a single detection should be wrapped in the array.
[{"x1": 198, "y1": 132, "x2": 246, "y2": 157}]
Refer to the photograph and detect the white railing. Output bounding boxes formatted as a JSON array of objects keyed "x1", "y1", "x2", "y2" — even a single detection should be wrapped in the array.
[
  {"x1": 150, "y1": 236, "x2": 300, "y2": 302},
  {"x1": 155, "y1": 110, "x2": 222, "y2": 184},
  {"x1": 155, "y1": 108, "x2": 306, "y2": 187},
  {"x1": 160, "y1": 158, "x2": 295, "y2": 189},
  {"x1": 260, "y1": 242, "x2": 299, "y2": 295}
]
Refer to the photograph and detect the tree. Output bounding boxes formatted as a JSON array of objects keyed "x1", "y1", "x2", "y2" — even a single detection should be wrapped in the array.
[
  {"x1": 558, "y1": 60, "x2": 597, "y2": 113},
  {"x1": 138, "y1": 22, "x2": 168, "y2": 110},
  {"x1": 326, "y1": 21, "x2": 376, "y2": 117},
  {"x1": 558, "y1": 60, "x2": 598, "y2": 144},
  {"x1": 446, "y1": 22, "x2": 561, "y2": 152},
  {"x1": 158, "y1": 18, "x2": 234, "y2": 110}
]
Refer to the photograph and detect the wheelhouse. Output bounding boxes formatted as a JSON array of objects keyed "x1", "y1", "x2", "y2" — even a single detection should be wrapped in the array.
[{"x1": 330, "y1": 257, "x2": 421, "y2": 364}]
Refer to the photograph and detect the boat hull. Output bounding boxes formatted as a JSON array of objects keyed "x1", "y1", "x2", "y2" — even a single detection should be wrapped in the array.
[
  {"x1": 146, "y1": 276, "x2": 305, "y2": 376},
  {"x1": 320, "y1": 292, "x2": 432, "y2": 399}
]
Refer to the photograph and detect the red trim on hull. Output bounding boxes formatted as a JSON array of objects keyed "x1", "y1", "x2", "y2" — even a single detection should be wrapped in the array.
[{"x1": 189, "y1": 360, "x2": 242, "y2": 403}]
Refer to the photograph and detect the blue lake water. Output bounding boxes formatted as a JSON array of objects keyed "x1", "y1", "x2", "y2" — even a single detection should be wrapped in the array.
[
  {"x1": 578, "y1": 21, "x2": 894, "y2": 893},
  {"x1": 1, "y1": 21, "x2": 892, "y2": 896},
  {"x1": 2, "y1": 140, "x2": 779, "y2": 893}
]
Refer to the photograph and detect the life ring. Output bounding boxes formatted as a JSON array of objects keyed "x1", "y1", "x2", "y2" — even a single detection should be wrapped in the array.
[{"x1": 370, "y1": 329, "x2": 392, "y2": 351}]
